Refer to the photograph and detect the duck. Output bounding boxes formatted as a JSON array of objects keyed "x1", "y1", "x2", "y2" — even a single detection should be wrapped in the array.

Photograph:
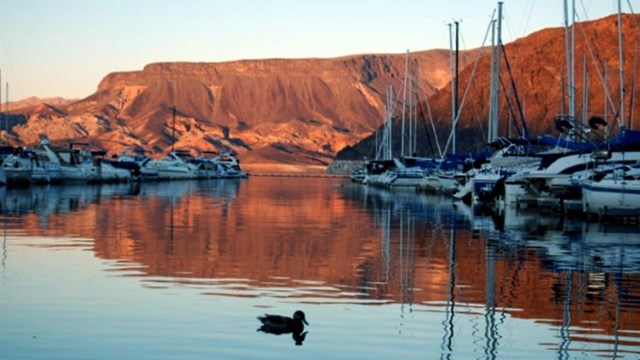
[{"x1": 257, "y1": 310, "x2": 309, "y2": 335}]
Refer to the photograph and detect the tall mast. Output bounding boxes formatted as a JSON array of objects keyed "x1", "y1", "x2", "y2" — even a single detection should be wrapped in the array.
[
  {"x1": 407, "y1": 67, "x2": 415, "y2": 156},
  {"x1": 0, "y1": 69, "x2": 2, "y2": 145},
  {"x1": 494, "y1": 2, "x2": 502, "y2": 140},
  {"x1": 452, "y1": 21, "x2": 460, "y2": 154},
  {"x1": 582, "y1": 55, "x2": 589, "y2": 124},
  {"x1": 401, "y1": 50, "x2": 409, "y2": 157},
  {"x1": 618, "y1": 0, "x2": 625, "y2": 128},
  {"x1": 602, "y1": 60, "x2": 609, "y2": 129},
  {"x1": 387, "y1": 86, "x2": 394, "y2": 160},
  {"x1": 171, "y1": 105, "x2": 176, "y2": 153},
  {"x1": 630, "y1": 45, "x2": 637, "y2": 129},
  {"x1": 488, "y1": 2, "x2": 503, "y2": 143},
  {"x1": 563, "y1": 0, "x2": 575, "y2": 120},
  {"x1": 449, "y1": 23, "x2": 455, "y2": 154},
  {"x1": 488, "y1": 19, "x2": 497, "y2": 143},
  {"x1": 572, "y1": 0, "x2": 576, "y2": 117},
  {"x1": 4, "y1": 83, "x2": 7, "y2": 146}
]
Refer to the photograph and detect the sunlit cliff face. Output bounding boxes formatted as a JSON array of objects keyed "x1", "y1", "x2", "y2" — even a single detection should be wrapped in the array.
[
  {"x1": 7, "y1": 179, "x2": 639, "y2": 339},
  {"x1": 7, "y1": 49, "x2": 469, "y2": 171},
  {"x1": 9, "y1": 15, "x2": 639, "y2": 167},
  {"x1": 338, "y1": 14, "x2": 640, "y2": 157}
]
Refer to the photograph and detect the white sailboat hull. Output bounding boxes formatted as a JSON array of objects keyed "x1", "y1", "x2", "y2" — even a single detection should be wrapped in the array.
[{"x1": 582, "y1": 179, "x2": 640, "y2": 216}]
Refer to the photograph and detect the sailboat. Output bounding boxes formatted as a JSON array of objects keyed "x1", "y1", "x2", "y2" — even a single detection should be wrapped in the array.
[
  {"x1": 363, "y1": 86, "x2": 397, "y2": 187},
  {"x1": 579, "y1": 2, "x2": 640, "y2": 217},
  {"x1": 504, "y1": 1, "x2": 640, "y2": 211}
]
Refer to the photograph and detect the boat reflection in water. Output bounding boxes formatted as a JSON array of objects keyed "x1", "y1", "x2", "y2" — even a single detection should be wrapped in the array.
[
  {"x1": 472, "y1": 204, "x2": 640, "y2": 358},
  {"x1": 1, "y1": 178, "x2": 639, "y2": 358},
  {"x1": 341, "y1": 184, "x2": 639, "y2": 357}
]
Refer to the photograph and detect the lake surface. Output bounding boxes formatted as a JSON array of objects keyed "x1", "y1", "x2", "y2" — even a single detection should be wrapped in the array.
[{"x1": 1, "y1": 177, "x2": 639, "y2": 359}]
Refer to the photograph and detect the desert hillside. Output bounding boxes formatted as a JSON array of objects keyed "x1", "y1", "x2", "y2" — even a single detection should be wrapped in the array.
[
  {"x1": 337, "y1": 14, "x2": 640, "y2": 162},
  {"x1": 3, "y1": 49, "x2": 477, "y2": 173},
  {"x1": 4, "y1": 14, "x2": 639, "y2": 173}
]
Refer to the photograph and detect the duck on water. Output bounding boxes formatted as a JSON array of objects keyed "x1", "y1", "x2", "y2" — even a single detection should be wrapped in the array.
[{"x1": 257, "y1": 310, "x2": 309, "y2": 345}]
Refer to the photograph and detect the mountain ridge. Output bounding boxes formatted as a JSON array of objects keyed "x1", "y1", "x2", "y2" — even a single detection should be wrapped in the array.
[
  {"x1": 6, "y1": 49, "x2": 478, "y2": 172},
  {"x1": 5, "y1": 14, "x2": 638, "y2": 173},
  {"x1": 336, "y1": 13, "x2": 640, "y2": 162}
]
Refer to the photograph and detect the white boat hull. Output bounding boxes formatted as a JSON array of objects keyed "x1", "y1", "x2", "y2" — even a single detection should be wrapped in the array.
[
  {"x1": 387, "y1": 169, "x2": 423, "y2": 188},
  {"x1": 504, "y1": 180, "x2": 530, "y2": 207},
  {"x1": 582, "y1": 179, "x2": 640, "y2": 216}
]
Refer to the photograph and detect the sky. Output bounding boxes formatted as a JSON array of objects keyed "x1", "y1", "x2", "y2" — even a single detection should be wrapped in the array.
[{"x1": 0, "y1": 0, "x2": 627, "y2": 101}]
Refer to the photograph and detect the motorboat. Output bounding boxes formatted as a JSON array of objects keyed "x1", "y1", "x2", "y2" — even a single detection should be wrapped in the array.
[
  {"x1": 213, "y1": 151, "x2": 247, "y2": 178},
  {"x1": 142, "y1": 151, "x2": 201, "y2": 180},
  {"x1": 582, "y1": 165, "x2": 640, "y2": 217},
  {"x1": 1, "y1": 147, "x2": 34, "y2": 185}
]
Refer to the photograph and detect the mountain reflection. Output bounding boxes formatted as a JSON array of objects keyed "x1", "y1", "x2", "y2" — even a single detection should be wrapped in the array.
[{"x1": 2, "y1": 178, "x2": 639, "y2": 356}]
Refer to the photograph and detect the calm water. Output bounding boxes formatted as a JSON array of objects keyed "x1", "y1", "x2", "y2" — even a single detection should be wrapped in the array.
[{"x1": 1, "y1": 177, "x2": 639, "y2": 359}]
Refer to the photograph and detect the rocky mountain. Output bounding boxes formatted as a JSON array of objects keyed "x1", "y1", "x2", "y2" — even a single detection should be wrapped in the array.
[
  {"x1": 5, "y1": 97, "x2": 76, "y2": 111},
  {"x1": 5, "y1": 49, "x2": 477, "y2": 173},
  {"x1": 336, "y1": 14, "x2": 640, "y2": 162},
  {"x1": 6, "y1": 14, "x2": 638, "y2": 173}
]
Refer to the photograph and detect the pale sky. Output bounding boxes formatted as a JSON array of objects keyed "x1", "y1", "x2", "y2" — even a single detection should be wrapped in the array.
[{"x1": 0, "y1": 0, "x2": 625, "y2": 101}]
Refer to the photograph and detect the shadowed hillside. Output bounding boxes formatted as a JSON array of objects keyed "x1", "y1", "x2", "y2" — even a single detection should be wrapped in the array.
[{"x1": 336, "y1": 14, "x2": 640, "y2": 162}]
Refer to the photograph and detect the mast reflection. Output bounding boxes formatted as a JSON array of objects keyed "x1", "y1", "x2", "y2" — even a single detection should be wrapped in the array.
[{"x1": 1, "y1": 179, "x2": 639, "y2": 357}]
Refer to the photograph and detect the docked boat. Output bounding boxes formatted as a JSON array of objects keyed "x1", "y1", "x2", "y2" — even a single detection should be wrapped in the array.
[
  {"x1": 30, "y1": 140, "x2": 63, "y2": 183},
  {"x1": 1, "y1": 147, "x2": 35, "y2": 185},
  {"x1": 38, "y1": 142, "x2": 131, "y2": 183},
  {"x1": 187, "y1": 150, "x2": 247, "y2": 179},
  {"x1": 582, "y1": 166, "x2": 640, "y2": 217},
  {"x1": 378, "y1": 158, "x2": 427, "y2": 189},
  {"x1": 504, "y1": 143, "x2": 640, "y2": 207},
  {"x1": 362, "y1": 160, "x2": 396, "y2": 187},
  {"x1": 350, "y1": 168, "x2": 365, "y2": 183},
  {"x1": 78, "y1": 148, "x2": 132, "y2": 182},
  {"x1": 142, "y1": 151, "x2": 201, "y2": 180},
  {"x1": 113, "y1": 151, "x2": 159, "y2": 181},
  {"x1": 214, "y1": 151, "x2": 247, "y2": 178},
  {"x1": 420, "y1": 171, "x2": 459, "y2": 194}
]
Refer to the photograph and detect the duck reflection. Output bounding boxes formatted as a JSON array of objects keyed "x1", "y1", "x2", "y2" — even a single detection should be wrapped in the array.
[
  {"x1": 6, "y1": 178, "x2": 640, "y2": 356},
  {"x1": 257, "y1": 310, "x2": 309, "y2": 346}
]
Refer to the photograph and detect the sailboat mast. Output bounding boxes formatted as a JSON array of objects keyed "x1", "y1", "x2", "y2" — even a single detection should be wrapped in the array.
[
  {"x1": 571, "y1": 0, "x2": 576, "y2": 118},
  {"x1": 563, "y1": 0, "x2": 575, "y2": 120},
  {"x1": 388, "y1": 86, "x2": 393, "y2": 160},
  {"x1": 171, "y1": 105, "x2": 176, "y2": 153},
  {"x1": 488, "y1": 20, "x2": 497, "y2": 143},
  {"x1": 0, "y1": 69, "x2": 2, "y2": 145},
  {"x1": 4, "y1": 83, "x2": 7, "y2": 146},
  {"x1": 582, "y1": 55, "x2": 589, "y2": 124},
  {"x1": 452, "y1": 21, "x2": 460, "y2": 154},
  {"x1": 449, "y1": 23, "x2": 455, "y2": 154},
  {"x1": 401, "y1": 50, "x2": 409, "y2": 158},
  {"x1": 495, "y1": 2, "x2": 502, "y2": 140},
  {"x1": 630, "y1": 46, "x2": 637, "y2": 129},
  {"x1": 605, "y1": 62, "x2": 608, "y2": 120},
  {"x1": 488, "y1": 2, "x2": 503, "y2": 143},
  {"x1": 407, "y1": 67, "x2": 415, "y2": 156},
  {"x1": 618, "y1": 0, "x2": 625, "y2": 128},
  {"x1": 382, "y1": 85, "x2": 394, "y2": 161}
]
